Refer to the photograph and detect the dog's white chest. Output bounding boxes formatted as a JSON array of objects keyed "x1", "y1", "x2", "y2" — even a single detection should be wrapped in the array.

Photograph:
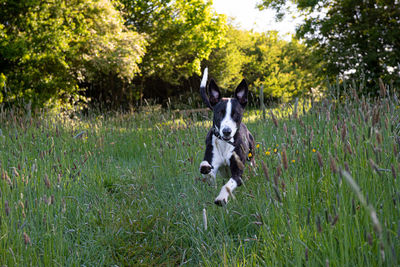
[{"x1": 212, "y1": 136, "x2": 234, "y2": 166}]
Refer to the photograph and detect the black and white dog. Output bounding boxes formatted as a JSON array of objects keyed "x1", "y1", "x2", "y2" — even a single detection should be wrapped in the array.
[{"x1": 199, "y1": 68, "x2": 255, "y2": 206}]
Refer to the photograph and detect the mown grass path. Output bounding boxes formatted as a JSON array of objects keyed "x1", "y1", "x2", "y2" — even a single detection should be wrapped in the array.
[{"x1": 1, "y1": 92, "x2": 399, "y2": 265}]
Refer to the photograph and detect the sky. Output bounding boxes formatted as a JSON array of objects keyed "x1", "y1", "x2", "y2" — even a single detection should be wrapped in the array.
[{"x1": 212, "y1": 0, "x2": 303, "y2": 39}]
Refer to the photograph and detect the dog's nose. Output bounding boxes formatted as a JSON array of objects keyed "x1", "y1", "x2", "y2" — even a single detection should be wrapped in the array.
[{"x1": 222, "y1": 127, "x2": 232, "y2": 137}]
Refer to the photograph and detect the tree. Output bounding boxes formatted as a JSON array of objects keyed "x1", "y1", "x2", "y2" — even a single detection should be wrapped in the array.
[
  {"x1": 206, "y1": 25, "x2": 252, "y2": 90},
  {"x1": 207, "y1": 26, "x2": 318, "y2": 102},
  {"x1": 120, "y1": 0, "x2": 227, "y2": 101},
  {"x1": 0, "y1": 0, "x2": 146, "y2": 108},
  {"x1": 258, "y1": 0, "x2": 400, "y2": 93}
]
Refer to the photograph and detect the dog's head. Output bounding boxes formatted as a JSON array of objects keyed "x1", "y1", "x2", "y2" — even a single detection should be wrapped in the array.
[{"x1": 207, "y1": 79, "x2": 248, "y2": 141}]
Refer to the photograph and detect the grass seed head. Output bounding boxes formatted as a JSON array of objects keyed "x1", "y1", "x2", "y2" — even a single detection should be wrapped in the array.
[
  {"x1": 23, "y1": 232, "x2": 31, "y2": 245},
  {"x1": 272, "y1": 184, "x2": 282, "y2": 202},
  {"x1": 345, "y1": 142, "x2": 353, "y2": 155},
  {"x1": 341, "y1": 122, "x2": 347, "y2": 142},
  {"x1": 331, "y1": 214, "x2": 339, "y2": 226},
  {"x1": 378, "y1": 78, "x2": 386, "y2": 97},
  {"x1": 316, "y1": 151, "x2": 324, "y2": 168},
  {"x1": 367, "y1": 232, "x2": 373, "y2": 246},
  {"x1": 305, "y1": 247, "x2": 309, "y2": 262},
  {"x1": 275, "y1": 165, "x2": 282, "y2": 179},
  {"x1": 11, "y1": 167, "x2": 19, "y2": 177},
  {"x1": 5, "y1": 200, "x2": 10, "y2": 216},
  {"x1": 283, "y1": 123, "x2": 287, "y2": 136},
  {"x1": 329, "y1": 156, "x2": 338, "y2": 174},
  {"x1": 375, "y1": 130, "x2": 382, "y2": 145},
  {"x1": 282, "y1": 148, "x2": 288, "y2": 170},
  {"x1": 372, "y1": 107, "x2": 380, "y2": 127},
  {"x1": 369, "y1": 159, "x2": 379, "y2": 172},
  {"x1": 261, "y1": 161, "x2": 270, "y2": 181},
  {"x1": 270, "y1": 110, "x2": 278, "y2": 127},
  {"x1": 344, "y1": 161, "x2": 350, "y2": 174},
  {"x1": 202, "y1": 208, "x2": 207, "y2": 231},
  {"x1": 292, "y1": 127, "x2": 297, "y2": 136},
  {"x1": 44, "y1": 174, "x2": 51, "y2": 189}
]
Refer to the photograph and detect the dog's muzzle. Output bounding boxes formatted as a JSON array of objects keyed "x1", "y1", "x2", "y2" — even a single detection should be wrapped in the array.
[{"x1": 222, "y1": 127, "x2": 232, "y2": 139}]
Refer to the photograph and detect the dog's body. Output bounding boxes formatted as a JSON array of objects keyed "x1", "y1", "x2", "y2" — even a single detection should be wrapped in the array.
[{"x1": 199, "y1": 68, "x2": 255, "y2": 206}]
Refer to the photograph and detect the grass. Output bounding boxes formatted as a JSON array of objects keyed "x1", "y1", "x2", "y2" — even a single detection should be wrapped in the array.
[{"x1": 0, "y1": 85, "x2": 400, "y2": 266}]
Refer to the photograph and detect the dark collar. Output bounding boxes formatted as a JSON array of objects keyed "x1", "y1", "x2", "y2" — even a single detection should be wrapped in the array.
[{"x1": 212, "y1": 126, "x2": 235, "y2": 146}]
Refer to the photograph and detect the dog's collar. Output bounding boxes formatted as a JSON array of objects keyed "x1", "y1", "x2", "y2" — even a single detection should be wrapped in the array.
[{"x1": 212, "y1": 126, "x2": 235, "y2": 146}]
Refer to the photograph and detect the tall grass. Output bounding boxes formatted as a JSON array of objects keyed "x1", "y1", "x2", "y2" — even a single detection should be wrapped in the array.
[{"x1": 0, "y1": 81, "x2": 399, "y2": 265}]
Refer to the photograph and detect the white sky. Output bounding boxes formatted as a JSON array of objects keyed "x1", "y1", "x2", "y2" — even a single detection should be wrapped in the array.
[{"x1": 212, "y1": 0, "x2": 303, "y2": 39}]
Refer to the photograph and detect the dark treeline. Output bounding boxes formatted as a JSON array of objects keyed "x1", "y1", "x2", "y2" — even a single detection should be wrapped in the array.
[{"x1": 1, "y1": 0, "x2": 399, "y2": 111}]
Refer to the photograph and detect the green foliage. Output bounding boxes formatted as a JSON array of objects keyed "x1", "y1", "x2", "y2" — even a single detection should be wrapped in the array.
[
  {"x1": 206, "y1": 26, "x2": 252, "y2": 89},
  {"x1": 207, "y1": 27, "x2": 319, "y2": 102},
  {"x1": 0, "y1": 0, "x2": 146, "y2": 108},
  {"x1": 120, "y1": 0, "x2": 227, "y2": 101},
  {"x1": 258, "y1": 0, "x2": 400, "y2": 92}
]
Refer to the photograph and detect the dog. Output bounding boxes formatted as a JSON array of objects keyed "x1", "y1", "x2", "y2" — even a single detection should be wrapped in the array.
[{"x1": 199, "y1": 68, "x2": 255, "y2": 206}]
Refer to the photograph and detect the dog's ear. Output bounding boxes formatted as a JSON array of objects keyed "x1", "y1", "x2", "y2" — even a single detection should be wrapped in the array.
[
  {"x1": 208, "y1": 79, "x2": 221, "y2": 106},
  {"x1": 235, "y1": 79, "x2": 248, "y2": 107}
]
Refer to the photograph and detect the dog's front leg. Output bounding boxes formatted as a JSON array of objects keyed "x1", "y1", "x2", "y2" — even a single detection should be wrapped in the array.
[
  {"x1": 200, "y1": 134, "x2": 218, "y2": 187},
  {"x1": 214, "y1": 154, "x2": 244, "y2": 206},
  {"x1": 214, "y1": 177, "x2": 239, "y2": 206}
]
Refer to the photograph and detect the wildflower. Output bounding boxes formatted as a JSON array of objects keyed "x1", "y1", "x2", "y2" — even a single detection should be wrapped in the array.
[
  {"x1": 248, "y1": 152, "x2": 253, "y2": 158},
  {"x1": 312, "y1": 148, "x2": 316, "y2": 153},
  {"x1": 276, "y1": 144, "x2": 279, "y2": 147},
  {"x1": 292, "y1": 159, "x2": 296, "y2": 163},
  {"x1": 256, "y1": 144, "x2": 260, "y2": 148},
  {"x1": 273, "y1": 148, "x2": 278, "y2": 153},
  {"x1": 265, "y1": 151, "x2": 270, "y2": 156}
]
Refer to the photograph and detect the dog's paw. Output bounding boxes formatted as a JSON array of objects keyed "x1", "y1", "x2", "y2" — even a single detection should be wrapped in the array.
[
  {"x1": 199, "y1": 161, "x2": 212, "y2": 174},
  {"x1": 214, "y1": 188, "x2": 229, "y2": 206},
  {"x1": 214, "y1": 197, "x2": 227, "y2": 206}
]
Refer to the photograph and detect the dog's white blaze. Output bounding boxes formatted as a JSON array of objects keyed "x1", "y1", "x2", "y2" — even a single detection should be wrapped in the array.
[
  {"x1": 201, "y1": 67, "x2": 208, "y2": 88},
  {"x1": 215, "y1": 178, "x2": 238, "y2": 204},
  {"x1": 219, "y1": 99, "x2": 237, "y2": 139}
]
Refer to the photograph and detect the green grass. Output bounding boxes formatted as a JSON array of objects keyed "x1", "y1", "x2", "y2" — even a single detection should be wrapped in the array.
[{"x1": 1, "y1": 89, "x2": 400, "y2": 266}]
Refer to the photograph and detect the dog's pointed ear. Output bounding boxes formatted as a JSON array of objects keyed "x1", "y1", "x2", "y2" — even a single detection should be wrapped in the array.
[
  {"x1": 235, "y1": 79, "x2": 248, "y2": 107},
  {"x1": 208, "y1": 79, "x2": 221, "y2": 106}
]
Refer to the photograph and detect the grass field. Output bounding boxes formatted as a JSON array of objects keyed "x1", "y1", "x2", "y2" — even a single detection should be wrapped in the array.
[{"x1": 1, "y1": 86, "x2": 400, "y2": 266}]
